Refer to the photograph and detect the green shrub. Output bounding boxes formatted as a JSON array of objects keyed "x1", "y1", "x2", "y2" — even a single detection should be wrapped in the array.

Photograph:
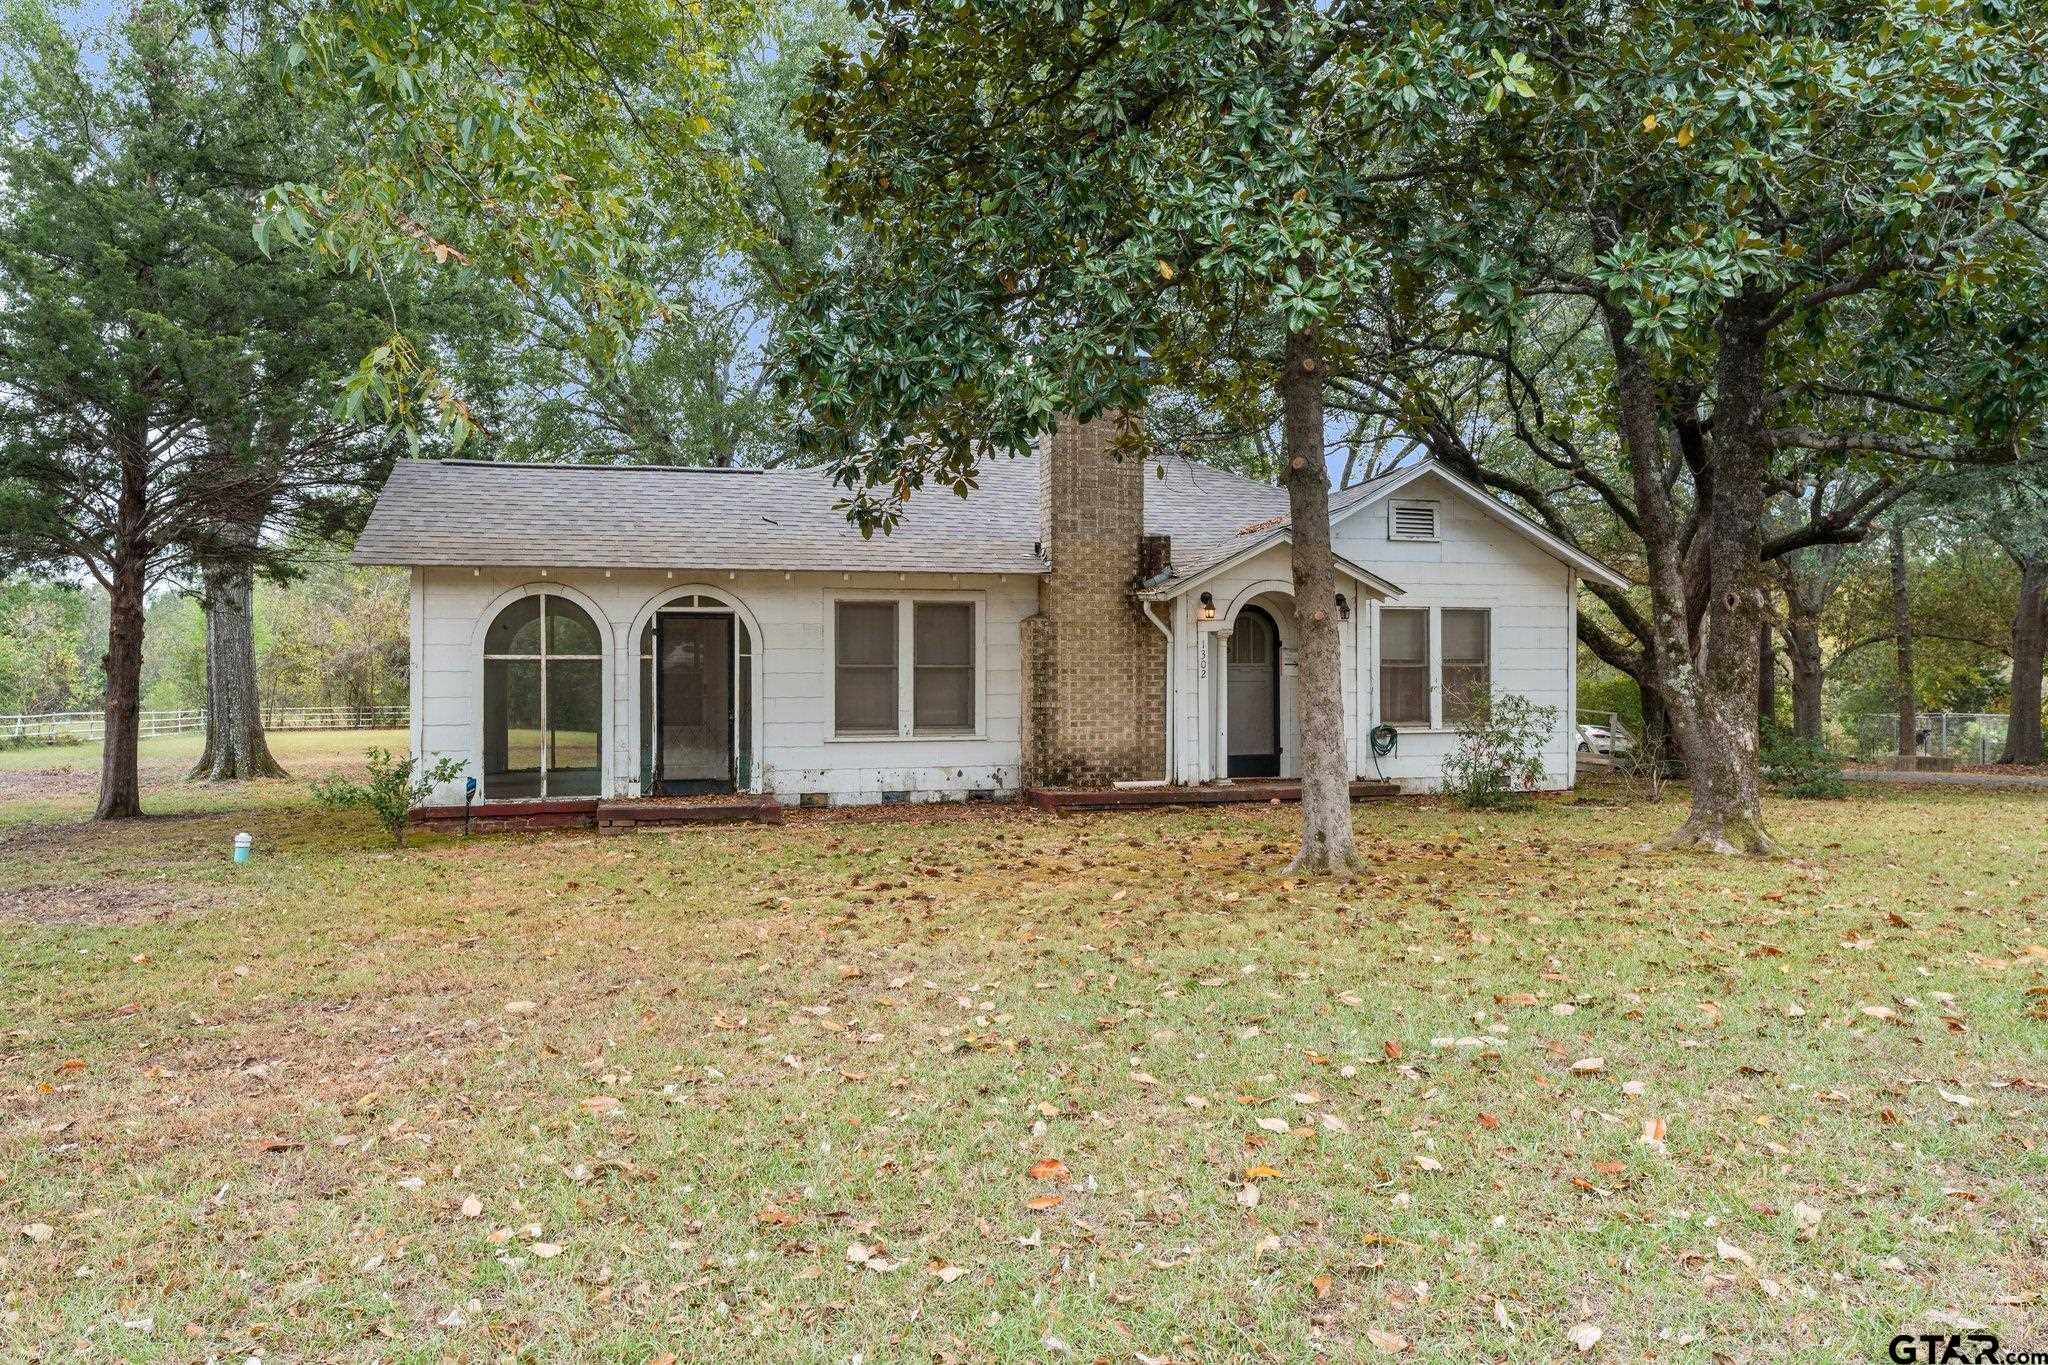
[
  {"x1": 1443, "y1": 692, "x2": 1560, "y2": 810},
  {"x1": 312, "y1": 747, "x2": 466, "y2": 846},
  {"x1": 1761, "y1": 736, "x2": 1847, "y2": 799}
]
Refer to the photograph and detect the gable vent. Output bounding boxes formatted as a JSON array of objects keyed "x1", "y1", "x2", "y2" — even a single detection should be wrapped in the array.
[{"x1": 1389, "y1": 500, "x2": 1439, "y2": 542}]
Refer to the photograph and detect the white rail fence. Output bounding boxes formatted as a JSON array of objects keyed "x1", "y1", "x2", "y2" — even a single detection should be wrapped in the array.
[{"x1": 3, "y1": 706, "x2": 408, "y2": 745}]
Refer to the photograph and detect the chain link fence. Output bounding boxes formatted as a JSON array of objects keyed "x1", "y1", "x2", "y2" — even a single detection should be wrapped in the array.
[{"x1": 1829, "y1": 712, "x2": 2011, "y2": 765}]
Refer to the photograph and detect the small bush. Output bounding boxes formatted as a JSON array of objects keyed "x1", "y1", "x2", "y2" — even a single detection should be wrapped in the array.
[
  {"x1": 312, "y1": 747, "x2": 466, "y2": 846},
  {"x1": 1443, "y1": 692, "x2": 1559, "y2": 810},
  {"x1": 1761, "y1": 736, "x2": 1847, "y2": 799}
]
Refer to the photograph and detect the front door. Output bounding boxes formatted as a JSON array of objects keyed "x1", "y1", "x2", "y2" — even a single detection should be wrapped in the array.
[
  {"x1": 654, "y1": 613, "x2": 734, "y2": 794},
  {"x1": 1228, "y1": 606, "x2": 1281, "y2": 778}
]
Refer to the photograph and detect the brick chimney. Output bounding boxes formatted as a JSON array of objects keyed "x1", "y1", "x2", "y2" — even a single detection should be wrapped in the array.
[{"x1": 1020, "y1": 411, "x2": 1167, "y2": 787}]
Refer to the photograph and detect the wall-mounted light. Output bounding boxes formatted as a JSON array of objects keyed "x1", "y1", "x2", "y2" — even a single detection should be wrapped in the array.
[
  {"x1": 1335, "y1": 592, "x2": 1350, "y2": 622},
  {"x1": 1198, "y1": 592, "x2": 1216, "y2": 622}
]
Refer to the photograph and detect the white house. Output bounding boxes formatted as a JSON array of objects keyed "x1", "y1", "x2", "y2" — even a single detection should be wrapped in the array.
[{"x1": 350, "y1": 412, "x2": 1627, "y2": 821}]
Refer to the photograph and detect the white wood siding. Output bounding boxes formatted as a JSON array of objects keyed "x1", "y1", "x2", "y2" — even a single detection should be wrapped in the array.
[
  {"x1": 413, "y1": 568, "x2": 1038, "y2": 806},
  {"x1": 1333, "y1": 471, "x2": 1575, "y2": 790}
]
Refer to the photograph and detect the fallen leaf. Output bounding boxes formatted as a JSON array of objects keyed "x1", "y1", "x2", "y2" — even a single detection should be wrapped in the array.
[
  {"x1": 756, "y1": 1205, "x2": 798, "y2": 1227},
  {"x1": 1791, "y1": 1201, "x2": 1823, "y2": 1240},
  {"x1": 1245, "y1": 1164, "x2": 1283, "y2": 1181},
  {"x1": 1716, "y1": 1237, "x2": 1755, "y2": 1268},
  {"x1": 460, "y1": 1195, "x2": 483, "y2": 1219},
  {"x1": 1025, "y1": 1194, "x2": 1063, "y2": 1211},
  {"x1": 1256, "y1": 1117, "x2": 1290, "y2": 1134},
  {"x1": 531, "y1": 1242, "x2": 564, "y2": 1259},
  {"x1": 1569, "y1": 1057, "x2": 1604, "y2": 1074},
  {"x1": 1568, "y1": 1322, "x2": 1602, "y2": 1353},
  {"x1": 21, "y1": 1223, "x2": 52, "y2": 1242},
  {"x1": 1026, "y1": 1157, "x2": 1068, "y2": 1181},
  {"x1": 1366, "y1": 1327, "x2": 1410, "y2": 1353},
  {"x1": 504, "y1": 1000, "x2": 538, "y2": 1016}
]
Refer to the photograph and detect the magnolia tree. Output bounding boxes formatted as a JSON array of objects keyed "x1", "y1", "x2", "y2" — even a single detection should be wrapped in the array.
[
  {"x1": 1404, "y1": 0, "x2": 2048, "y2": 852},
  {"x1": 777, "y1": 0, "x2": 1534, "y2": 873}
]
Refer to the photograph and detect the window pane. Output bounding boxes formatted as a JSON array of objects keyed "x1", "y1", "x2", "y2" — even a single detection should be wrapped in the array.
[
  {"x1": 1444, "y1": 666, "x2": 1489, "y2": 726},
  {"x1": 546, "y1": 656, "x2": 602, "y2": 796},
  {"x1": 914, "y1": 603, "x2": 972, "y2": 665},
  {"x1": 915, "y1": 666, "x2": 974, "y2": 731},
  {"x1": 1442, "y1": 609, "x2": 1489, "y2": 665},
  {"x1": 549, "y1": 596, "x2": 602, "y2": 654},
  {"x1": 1382, "y1": 665, "x2": 1430, "y2": 725},
  {"x1": 484, "y1": 657, "x2": 545, "y2": 797},
  {"x1": 836, "y1": 603, "x2": 899, "y2": 734},
  {"x1": 1229, "y1": 612, "x2": 1275, "y2": 664},
  {"x1": 837, "y1": 667, "x2": 898, "y2": 732},
  {"x1": 485, "y1": 597, "x2": 543, "y2": 656},
  {"x1": 1381, "y1": 608, "x2": 1426, "y2": 664},
  {"x1": 837, "y1": 603, "x2": 897, "y2": 666}
]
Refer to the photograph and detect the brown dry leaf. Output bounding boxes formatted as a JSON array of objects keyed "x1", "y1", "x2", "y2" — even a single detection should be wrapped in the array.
[
  {"x1": 1568, "y1": 1057, "x2": 1605, "y2": 1074},
  {"x1": 1256, "y1": 1116, "x2": 1290, "y2": 1134},
  {"x1": 1311, "y1": 1273, "x2": 1333, "y2": 1299},
  {"x1": 460, "y1": 1195, "x2": 483, "y2": 1219},
  {"x1": 1567, "y1": 1322, "x2": 1602, "y2": 1353},
  {"x1": 1025, "y1": 1194, "x2": 1063, "y2": 1211},
  {"x1": 1383, "y1": 1040, "x2": 1403, "y2": 1060},
  {"x1": 1716, "y1": 1237, "x2": 1756, "y2": 1268},
  {"x1": 1026, "y1": 1157, "x2": 1068, "y2": 1181},
  {"x1": 1366, "y1": 1327, "x2": 1411, "y2": 1354},
  {"x1": 1477, "y1": 1112, "x2": 1501, "y2": 1131},
  {"x1": 1245, "y1": 1164, "x2": 1283, "y2": 1181},
  {"x1": 756, "y1": 1205, "x2": 798, "y2": 1227},
  {"x1": 579, "y1": 1096, "x2": 621, "y2": 1114}
]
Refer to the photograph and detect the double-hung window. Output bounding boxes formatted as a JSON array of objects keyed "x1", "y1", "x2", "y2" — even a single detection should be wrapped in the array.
[
  {"x1": 1377, "y1": 606, "x2": 1492, "y2": 728},
  {"x1": 1441, "y1": 608, "x2": 1492, "y2": 724},
  {"x1": 1378, "y1": 608, "x2": 1431, "y2": 725},
  {"x1": 833, "y1": 598, "x2": 979, "y2": 737}
]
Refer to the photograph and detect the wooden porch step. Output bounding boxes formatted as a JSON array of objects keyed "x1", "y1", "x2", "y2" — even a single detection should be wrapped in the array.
[
  {"x1": 1025, "y1": 780, "x2": 1400, "y2": 813},
  {"x1": 595, "y1": 797, "x2": 784, "y2": 831}
]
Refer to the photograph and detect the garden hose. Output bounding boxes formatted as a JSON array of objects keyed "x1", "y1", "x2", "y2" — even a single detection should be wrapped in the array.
[{"x1": 1369, "y1": 723, "x2": 1399, "y2": 780}]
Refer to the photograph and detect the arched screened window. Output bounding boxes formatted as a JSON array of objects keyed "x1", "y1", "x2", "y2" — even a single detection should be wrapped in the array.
[{"x1": 482, "y1": 593, "x2": 603, "y2": 799}]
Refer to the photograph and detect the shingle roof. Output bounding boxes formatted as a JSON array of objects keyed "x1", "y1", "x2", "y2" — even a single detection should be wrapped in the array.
[
  {"x1": 348, "y1": 452, "x2": 1438, "y2": 581},
  {"x1": 350, "y1": 457, "x2": 1049, "y2": 574},
  {"x1": 1154, "y1": 463, "x2": 1413, "y2": 584}
]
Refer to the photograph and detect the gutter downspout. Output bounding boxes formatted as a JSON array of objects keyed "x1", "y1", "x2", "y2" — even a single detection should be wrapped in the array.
[{"x1": 1143, "y1": 598, "x2": 1175, "y2": 783}]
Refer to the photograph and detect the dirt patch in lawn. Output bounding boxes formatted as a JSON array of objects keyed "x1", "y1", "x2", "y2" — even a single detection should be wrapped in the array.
[{"x1": 0, "y1": 878, "x2": 235, "y2": 927}]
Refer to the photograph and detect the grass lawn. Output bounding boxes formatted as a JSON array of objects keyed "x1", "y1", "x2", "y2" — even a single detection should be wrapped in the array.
[{"x1": 2, "y1": 732, "x2": 2044, "y2": 1361}]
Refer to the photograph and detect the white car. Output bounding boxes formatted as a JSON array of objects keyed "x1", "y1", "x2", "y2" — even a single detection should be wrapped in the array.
[{"x1": 1577, "y1": 723, "x2": 1635, "y2": 756}]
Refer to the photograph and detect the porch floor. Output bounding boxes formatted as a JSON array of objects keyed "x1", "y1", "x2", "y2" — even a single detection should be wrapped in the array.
[{"x1": 1024, "y1": 778, "x2": 1400, "y2": 813}]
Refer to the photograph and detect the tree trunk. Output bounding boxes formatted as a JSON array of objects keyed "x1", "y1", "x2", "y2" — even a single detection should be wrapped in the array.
[
  {"x1": 191, "y1": 554, "x2": 286, "y2": 781},
  {"x1": 1658, "y1": 305, "x2": 1781, "y2": 855},
  {"x1": 96, "y1": 549, "x2": 147, "y2": 819},
  {"x1": 2000, "y1": 556, "x2": 2046, "y2": 765},
  {"x1": 1756, "y1": 617, "x2": 1778, "y2": 736},
  {"x1": 1891, "y1": 525, "x2": 1917, "y2": 767},
  {"x1": 1785, "y1": 613, "x2": 1825, "y2": 742},
  {"x1": 1279, "y1": 327, "x2": 1361, "y2": 875}
]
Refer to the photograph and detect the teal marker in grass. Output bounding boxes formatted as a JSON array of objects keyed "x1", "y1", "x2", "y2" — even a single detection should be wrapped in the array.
[{"x1": 233, "y1": 832, "x2": 252, "y2": 864}]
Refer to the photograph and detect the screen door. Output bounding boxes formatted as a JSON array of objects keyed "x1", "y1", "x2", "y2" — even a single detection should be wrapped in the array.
[{"x1": 655, "y1": 613, "x2": 734, "y2": 793}]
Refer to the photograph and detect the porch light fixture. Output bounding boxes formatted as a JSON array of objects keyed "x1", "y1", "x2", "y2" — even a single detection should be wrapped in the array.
[
  {"x1": 1198, "y1": 592, "x2": 1216, "y2": 622},
  {"x1": 1335, "y1": 592, "x2": 1350, "y2": 622}
]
